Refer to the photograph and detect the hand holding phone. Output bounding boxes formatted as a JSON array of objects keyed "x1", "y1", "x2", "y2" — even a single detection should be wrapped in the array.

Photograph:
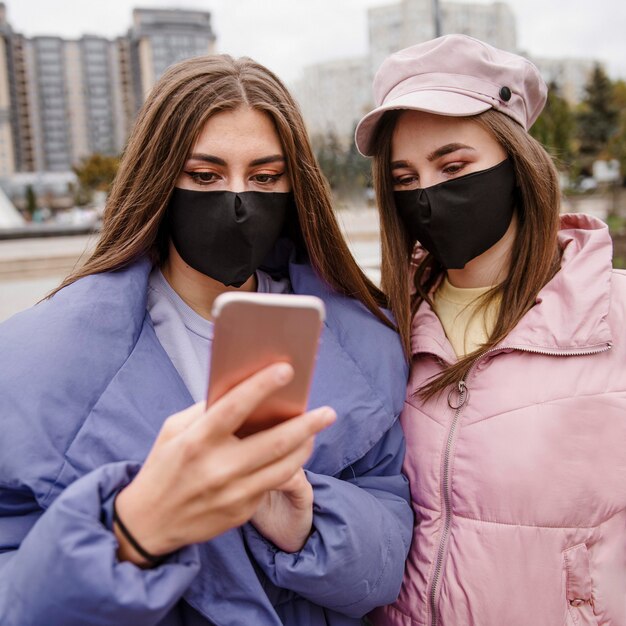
[
  {"x1": 114, "y1": 363, "x2": 336, "y2": 565},
  {"x1": 207, "y1": 292, "x2": 325, "y2": 437}
]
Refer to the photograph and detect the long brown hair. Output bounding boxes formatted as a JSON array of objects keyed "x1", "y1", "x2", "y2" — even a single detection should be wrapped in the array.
[
  {"x1": 53, "y1": 55, "x2": 391, "y2": 327},
  {"x1": 372, "y1": 108, "x2": 562, "y2": 397}
]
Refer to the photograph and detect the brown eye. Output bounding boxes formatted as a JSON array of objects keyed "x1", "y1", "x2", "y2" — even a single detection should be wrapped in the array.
[
  {"x1": 442, "y1": 163, "x2": 466, "y2": 175},
  {"x1": 186, "y1": 171, "x2": 217, "y2": 184},
  {"x1": 392, "y1": 175, "x2": 418, "y2": 186},
  {"x1": 251, "y1": 173, "x2": 284, "y2": 185}
]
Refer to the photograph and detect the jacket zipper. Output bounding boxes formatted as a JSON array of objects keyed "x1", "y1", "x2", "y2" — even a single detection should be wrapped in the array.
[
  {"x1": 429, "y1": 379, "x2": 468, "y2": 626},
  {"x1": 427, "y1": 341, "x2": 611, "y2": 626}
]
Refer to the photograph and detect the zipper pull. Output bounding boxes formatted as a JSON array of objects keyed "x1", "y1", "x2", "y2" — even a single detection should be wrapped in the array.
[{"x1": 447, "y1": 379, "x2": 469, "y2": 410}]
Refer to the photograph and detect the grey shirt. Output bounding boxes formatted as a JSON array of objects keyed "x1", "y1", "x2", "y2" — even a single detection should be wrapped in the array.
[{"x1": 147, "y1": 267, "x2": 290, "y2": 402}]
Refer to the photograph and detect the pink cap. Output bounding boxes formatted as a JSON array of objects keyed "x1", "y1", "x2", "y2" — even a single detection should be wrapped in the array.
[{"x1": 355, "y1": 34, "x2": 547, "y2": 156}]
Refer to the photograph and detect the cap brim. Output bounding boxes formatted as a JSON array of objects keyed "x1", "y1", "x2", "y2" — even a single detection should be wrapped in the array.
[{"x1": 355, "y1": 90, "x2": 492, "y2": 156}]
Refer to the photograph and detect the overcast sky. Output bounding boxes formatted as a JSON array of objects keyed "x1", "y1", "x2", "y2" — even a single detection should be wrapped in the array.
[{"x1": 5, "y1": 0, "x2": 626, "y2": 84}]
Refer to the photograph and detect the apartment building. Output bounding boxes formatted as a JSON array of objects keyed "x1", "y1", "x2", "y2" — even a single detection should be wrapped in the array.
[
  {"x1": 0, "y1": 4, "x2": 15, "y2": 177},
  {"x1": 296, "y1": 0, "x2": 517, "y2": 141},
  {"x1": 531, "y1": 56, "x2": 597, "y2": 105},
  {"x1": 296, "y1": 0, "x2": 599, "y2": 143},
  {"x1": 295, "y1": 56, "x2": 371, "y2": 146},
  {"x1": 369, "y1": 0, "x2": 517, "y2": 79},
  {"x1": 130, "y1": 8, "x2": 216, "y2": 104},
  {"x1": 0, "y1": 4, "x2": 216, "y2": 176}
]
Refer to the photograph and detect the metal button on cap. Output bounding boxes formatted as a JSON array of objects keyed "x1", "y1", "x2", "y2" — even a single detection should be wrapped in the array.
[{"x1": 499, "y1": 86, "x2": 512, "y2": 101}]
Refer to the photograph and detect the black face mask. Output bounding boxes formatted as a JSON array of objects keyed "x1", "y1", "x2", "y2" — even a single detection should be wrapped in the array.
[
  {"x1": 168, "y1": 189, "x2": 292, "y2": 287},
  {"x1": 393, "y1": 159, "x2": 517, "y2": 269}
]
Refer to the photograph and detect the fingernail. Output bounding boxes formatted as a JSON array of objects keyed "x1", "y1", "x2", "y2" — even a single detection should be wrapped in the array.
[
  {"x1": 274, "y1": 363, "x2": 294, "y2": 383},
  {"x1": 320, "y1": 407, "x2": 336, "y2": 425}
]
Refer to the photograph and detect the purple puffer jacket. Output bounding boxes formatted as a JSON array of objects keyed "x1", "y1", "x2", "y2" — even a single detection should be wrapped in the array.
[{"x1": 0, "y1": 254, "x2": 412, "y2": 626}]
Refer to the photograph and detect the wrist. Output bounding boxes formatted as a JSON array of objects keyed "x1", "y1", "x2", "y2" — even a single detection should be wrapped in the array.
[
  {"x1": 114, "y1": 518, "x2": 154, "y2": 568},
  {"x1": 113, "y1": 487, "x2": 176, "y2": 567}
]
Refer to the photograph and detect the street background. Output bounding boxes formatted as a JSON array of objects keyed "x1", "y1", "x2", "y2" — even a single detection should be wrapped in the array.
[
  {"x1": 1, "y1": 0, "x2": 625, "y2": 322},
  {"x1": 2, "y1": 192, "x2": 623, "y2": 323}
]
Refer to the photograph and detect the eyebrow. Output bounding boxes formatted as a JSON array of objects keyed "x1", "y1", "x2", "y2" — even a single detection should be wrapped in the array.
[
  {"x1": 391, "y1": 143, "x2": 475, "y2": 170},
  {"x1": 186, "y1": 153, "x2": 285, "y2": 167},
  {"x1": 427, "y1": 143, "x2": 475, "y2": 161}
]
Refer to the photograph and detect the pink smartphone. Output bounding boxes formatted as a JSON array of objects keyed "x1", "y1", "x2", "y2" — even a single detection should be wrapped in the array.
[{"x1": 207, "y1": 292, "x2": 325, "y2": 437}]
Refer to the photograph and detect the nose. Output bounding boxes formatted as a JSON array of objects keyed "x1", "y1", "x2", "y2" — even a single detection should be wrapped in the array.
[
  {"x1": 228, "y1": 176, "x2": 248, "y2": 194},
  {"x1": 418, "y1": 172, "x2": 442, "y2": 189}
]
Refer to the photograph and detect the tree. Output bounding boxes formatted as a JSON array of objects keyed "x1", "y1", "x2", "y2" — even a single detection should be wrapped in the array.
[
  {"x1": 24, "y1": 184, "x2": 37, "y2": 217},
  {"x1": 608, "y1": 80, "x2": 626, "y2": 185},
  {"x1": 576, "y1": 65, "x2": 619, "y2": 173},
  {"x1": 313, "y1": 129, "x2": 371, "y2": 199},
  {"x1": 73, "y1": 153, "x2": 120, "y2": 194},
  {"x1": 344, "y1": 123, "x2": 372, "y2": 192},
  {"x1": 314, "y1": 131, "x2": 345, "y2": 190},
  {"x1": 529, "y1": 81, "x2": 575, "y2": 167}
]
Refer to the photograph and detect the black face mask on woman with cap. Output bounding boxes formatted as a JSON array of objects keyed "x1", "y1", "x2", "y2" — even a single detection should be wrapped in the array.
[
  {"x1": 393, "y1": 158, "x2": 517, "y2": 269},
  {"x1": 167, "y1": 188, "x2": 292, "y2": 287}
]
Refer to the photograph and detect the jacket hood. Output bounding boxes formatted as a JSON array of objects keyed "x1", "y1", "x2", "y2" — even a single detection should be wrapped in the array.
[{"x1": 410, "y1": 213, "x2": 613, "y2": 358}]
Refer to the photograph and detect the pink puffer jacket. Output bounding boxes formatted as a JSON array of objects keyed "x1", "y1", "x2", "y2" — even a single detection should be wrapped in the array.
[{"x1": 372, "y1": 213, "x2": 626, "y2": 626}]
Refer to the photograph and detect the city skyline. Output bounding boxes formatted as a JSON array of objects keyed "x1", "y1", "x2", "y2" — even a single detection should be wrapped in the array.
[
  {"x1": 4, "y1": 0, "x2": 626, "y2": 84},
  {"x1": 1, "y1": 0, "x2": 621, "y2": 182},
  {"x1": 0, "y1": 6, "x2": 217, "y2": 179}
]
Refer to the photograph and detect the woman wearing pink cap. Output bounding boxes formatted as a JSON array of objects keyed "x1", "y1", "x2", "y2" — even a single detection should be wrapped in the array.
[{"x1": 356, "y1": 34, "x2": 626, "y2": 626}]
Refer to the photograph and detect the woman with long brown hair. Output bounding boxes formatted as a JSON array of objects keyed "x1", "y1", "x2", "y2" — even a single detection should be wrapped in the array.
[
  {"x1": 0, "y1": 55, "x2": 412, "y2": 625},
  {"x1": 356, "y1": 35, "x2": 626, "y2": 626}
]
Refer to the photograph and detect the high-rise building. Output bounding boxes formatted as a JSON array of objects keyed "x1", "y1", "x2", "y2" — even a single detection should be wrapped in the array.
[
  {"x1": 31, "y1": 36, "x2": 73, "y2": 172},
  {"x1": 297, "y1": 0, "x2": 517, "y2": 141},
  {"x1": 295, "y1": 56, "x2": 371, "y2": 146},
  {"x1": 114, "y1": 35, "x2": 136, "y2": 150},
  {"x1": 369, "y1": 0, "x2": 517, "y2": 77},
  {"x1": 0, "y1": 3, "x2": 216, "y2": 176},
  {"x1": 0, "y1": 4, "x2": 16, "y2": 177},
  {"x1": 369, "y1": 0, "x2": 441, "y2": 78},
  {"x1": 129, "y1": 8, "x2": 216, "y2": 105},
  {"x1": 79, "y1": 36, "x2": 117, "y2": 157},
  {"x1": 441, "y1": 2, "x2": 516, "y2": 52},
  {"x1": 6, "y1": 32, "x2": 34, "y2": 172},
  {"x1": 296, "y1": 0, "x2": 601, "y2": 142},
  {"x1": 531, "y1": 56, "x2": 597, "y2": 105}
]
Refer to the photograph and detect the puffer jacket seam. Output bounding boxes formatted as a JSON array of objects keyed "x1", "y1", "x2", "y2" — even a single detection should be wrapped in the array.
[
  {"x1": 403, "y1": 401, "x2": 447, "y2": 427},
  {"x1": 410, "y1": 334, "x2": 454, "y2": 358},
  {"x1": 460, "y1": 389, "x2": 626, "y2": 426},
  {"x1": 322, "y1": 325, "x2": 399, "y2": 474},
  {"x1": 385, "y1": 601, "x2": 423, "y2": 624},
  {"x1": 40, "y1": 313, "x2": 149, "y2": 509},
  {"x1": 328, "y1": 321, "x2": 395, "y2": 423},
  {"x1": 410, "y1": 387, "x2": 626, "y2": 430},
  {"x1": 542, "y1": 389, "x2": 626, "y2": 403},
  {"x1": 412, "y1": 501, "x2": 442, "y2": 516},
  {"x1": 330, "y1": 521, "x2": 393, "y2": 610},
  {"x1": 412, "y1": 338, "x2": 612, "y2": 357},
  {"x1": 452, "y1": 506, "x2": 626, "y2": 529}
]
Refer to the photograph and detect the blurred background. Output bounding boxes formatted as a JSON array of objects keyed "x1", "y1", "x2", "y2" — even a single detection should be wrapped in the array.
[{"x1": 1, "y1": 0, "x2": 625, "y2": 321}]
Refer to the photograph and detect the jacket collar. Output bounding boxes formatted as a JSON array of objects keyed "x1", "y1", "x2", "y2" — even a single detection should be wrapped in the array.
[
  {"x1": 93, "y1": 250, "x2": 405, "y2": 477},
  {"x1": 410, "y1": 213, "x2": 613, "y2": 360}
]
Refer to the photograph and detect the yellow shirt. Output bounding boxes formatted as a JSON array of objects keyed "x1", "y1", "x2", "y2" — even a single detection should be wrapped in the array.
[{"x1": 432, "y1": 278, "x2": 500, "y2": 358}]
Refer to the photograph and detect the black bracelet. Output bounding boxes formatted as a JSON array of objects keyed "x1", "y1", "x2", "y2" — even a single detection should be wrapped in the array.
[{"x1": 112, "y1": 497, "x2": 169, "y2": 567}]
